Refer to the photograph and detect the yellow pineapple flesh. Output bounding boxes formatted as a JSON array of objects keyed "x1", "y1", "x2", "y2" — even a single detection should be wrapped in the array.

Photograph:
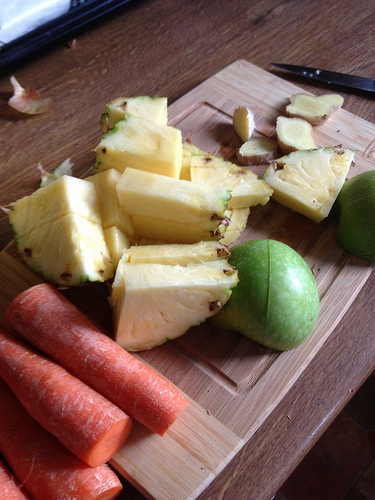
[
  {"x1": 116, "y1": 167, "x2": 231, "y2": 229},
  {"x1": 95, "y1": 115, "x2": 182, "y2": 178},
  {"x1": 111, "y1": 258, "x2": 238, "y2": 351},
  {"x1": 86, "y1": 169, "x2": 134, "y2": 238},
  {"x1": 9, "y1": 175, "x2": 113, "y2": 285},
  {"x1": 189, "y1": 152, "x2": 273, "y2": 209},
  {"x1": 100, "y1": 96, "x2": 168, "y2": 132},
  {"x1": 263, "y1": 147, "x2": 355, "y2": 222}
]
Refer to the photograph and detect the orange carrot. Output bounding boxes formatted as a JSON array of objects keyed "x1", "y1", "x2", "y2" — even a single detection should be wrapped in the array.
[
  {"x1": 5, "y1": 283, "x2": 189, "y2": 436},
  {"x1": 0, "y1": 457, "x2": 31, "y2": 500},
  {"x1": 0, "y1": 327, "x2": 132, "y2": 467},
  {"x1": 0, "y1": 378, "x2": 123, "y2": 500}
]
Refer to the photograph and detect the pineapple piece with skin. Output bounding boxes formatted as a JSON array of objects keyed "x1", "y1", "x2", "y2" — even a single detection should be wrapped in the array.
[
  {"x1": 9, "y1": 174, "x2": 113, "y2": 286},
  {"x1": 86, "y1": 169, "x2": 134, "y2": 238},
  {"x1": 100, "y1": 96, "x2": 168, "y2": 132},
  {"x1": 116, "y1": 167, "x2": 231, "y2": 229},
  {"x1": 130, "y1": 214, "x2": 228, "y2": 244},
  {"x1": 111, "y1": 259, "x2": 239, "y2": 351},
  {"x1": 263, "y1": 147, "x2": 355, "y2": 223},
  {"x1": 122, "y1": 241, "x2": 229, "y2": 265},
  {"x1": 9, "y1": 175, "x2": 101, "y2": 237},
  {"x1": 103, "y1": 226, "x2": 130, "y2": 269},
  {"x1": 16, "y1": 212, "x2": 113, "y2": 285},
  {"x1": 220, "y1": 208, "x2": 250, "y2": 246},
  {"x1": 95, "y1": 115, "x2": 182, "y2": 178},
  {"x1": 190, "y1": 153, "x2": 273, "y2": 209}
]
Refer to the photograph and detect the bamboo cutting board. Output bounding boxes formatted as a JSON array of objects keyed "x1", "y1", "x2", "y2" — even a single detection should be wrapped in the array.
[{"x1": 0, "y1": 60, "x2": 374, "y2": 500}]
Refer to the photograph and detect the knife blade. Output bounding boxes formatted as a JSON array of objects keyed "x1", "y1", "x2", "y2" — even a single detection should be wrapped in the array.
[{"x1": 270, "y1": 63, "x2": 375, "y2": 93}]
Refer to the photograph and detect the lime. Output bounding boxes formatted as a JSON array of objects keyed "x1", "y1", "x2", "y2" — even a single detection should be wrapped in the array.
[
  {"x1": 211, "y1": 239, "x2": 320, "y2": 351},
  {"x1": 333, "y1": 170, "x2": 375, "y2": 262}
]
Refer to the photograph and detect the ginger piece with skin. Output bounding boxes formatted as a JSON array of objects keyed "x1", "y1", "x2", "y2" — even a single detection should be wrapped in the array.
[
  {"x1": 286, "y1": 93, "x2": 344, "y2": 126},
  {"x1": 237, "y1": 137, "x2": 279, "y2": 165},
  {"x1": 276, "y1": 116, "x2": 316, "y2": 155}
]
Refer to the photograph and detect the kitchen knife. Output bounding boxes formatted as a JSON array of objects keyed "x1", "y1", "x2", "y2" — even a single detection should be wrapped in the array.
[{"x1": 270, "y1": 63, "x2": 375, "y2": 93}]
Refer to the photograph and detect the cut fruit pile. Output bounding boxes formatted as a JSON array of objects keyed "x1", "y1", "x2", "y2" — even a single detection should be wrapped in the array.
[
  {"x1": 7, "y1": 89, "x2": 360, "y2": 353},
  {"x1": 8, "y1": 95, "x2": 273, "y2": 350}
]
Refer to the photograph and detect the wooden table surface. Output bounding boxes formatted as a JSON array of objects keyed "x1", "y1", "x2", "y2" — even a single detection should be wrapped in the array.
[{"x1": 0, "y1": 1, "x2": 374, "y2": 498}]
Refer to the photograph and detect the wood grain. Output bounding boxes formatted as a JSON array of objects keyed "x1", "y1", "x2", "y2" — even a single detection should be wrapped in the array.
[
  {"x1": 0, "y1": 1, "x2": 374, "y2": 498},
  {"x1": 0, "y1": 60, "x2": 373, "y2": 500}
]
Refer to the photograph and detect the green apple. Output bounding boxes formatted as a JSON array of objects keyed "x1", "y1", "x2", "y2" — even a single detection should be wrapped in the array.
[
  {"x1": 211, "y1": 239, "x2": 320, "y2": 351},
  {"x1": 333, "y1": 170, "x2": 375, "y2": 262}
]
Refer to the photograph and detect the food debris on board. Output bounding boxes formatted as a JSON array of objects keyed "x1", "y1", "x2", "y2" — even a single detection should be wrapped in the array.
[{"x1": 8, "y1": 76, "x2": 53, "y2": 114}]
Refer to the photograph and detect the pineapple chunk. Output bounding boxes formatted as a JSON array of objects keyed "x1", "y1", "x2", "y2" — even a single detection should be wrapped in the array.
[
  {"x1": 116, "y1": 167, "x2": 231, "y2": 228},
  {"x1": 16, "y1": 213, "x2": 113, "y2": 285},
  {"x1": 122, "y1": 241, "x2": 229, "y2": 265},
  {"x1": 180, "y1": 142, "x2": 205, "y2": 180},
  {"x1": 190, "y1": 153, "x2": 273, "y2": 209},
  {"x1": 95, "y1": 115, "x2": 182, "y2": 178},
  {"x1": 86, "y1": 169, "x2": 134, "y2": 237},
  {"x1": 263, "y1": 147, "x2": 355, "y2": 223},
  {"x1": 100, "y1": 96, "x2": 168, "y2": 132},
  {"x1": 111, "y1": 259, "x2": 238, "y2": 351},
  {"x1": 131, "y1": 214, "x2": 228, "y2": 244},
  {"x1": 9, "y1": 175, "x2": 101, "y2": 237},
  {"x1": 103, "y1": 226, "x2": 130, "y2": 268},
  {"x1": 220, "y1": 208, "x2": 250, "y2": 246},
  {"x1": 9, "y1": 174, "x2": 113, "y2": 285}
]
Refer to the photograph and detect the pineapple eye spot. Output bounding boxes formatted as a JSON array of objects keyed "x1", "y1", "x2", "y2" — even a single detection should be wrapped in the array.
[
  {"x1": 204, "y1": 157, "x2": 213, "y2": 164},
  {"x1": 24, "y1": 248, "x2": 32, "y2": 258},
  {"x1": 119, "y1": 100, "x2": 127, "y2": 110},
  {"x1": 60, "y1": 272, "x2": 72, "y2": 281},
  {"x1": 101, "y1": 148, "x2": 107, "y2": 154},
  {"x1": 209, "y1": 300, "x2": 222, "y2": 312}
]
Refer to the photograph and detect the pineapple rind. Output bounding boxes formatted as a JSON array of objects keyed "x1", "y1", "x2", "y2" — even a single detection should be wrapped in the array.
[
  {"x1": 111, "y1": 260, "x2": 238, "y2": 351},
  {"x1": 263, "y1": 147, "x2": 355, "y2": 223}
]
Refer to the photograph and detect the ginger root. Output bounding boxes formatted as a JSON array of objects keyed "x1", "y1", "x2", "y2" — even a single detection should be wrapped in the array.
[{"x1": 286, "y1": 93, "x2": 344, "y2": 126}]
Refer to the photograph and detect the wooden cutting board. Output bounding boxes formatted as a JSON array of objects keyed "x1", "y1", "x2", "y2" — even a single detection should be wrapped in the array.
[{"x1": 0, "y1": 60, "x2": 374, "y2": 500}]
